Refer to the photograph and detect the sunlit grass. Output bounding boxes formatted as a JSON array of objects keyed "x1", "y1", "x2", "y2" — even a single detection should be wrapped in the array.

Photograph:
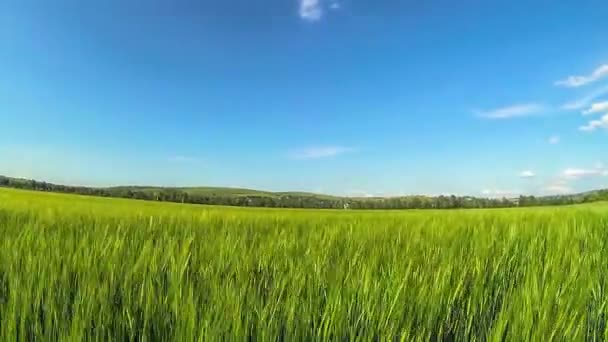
[{"x1": 0, "y1": 187, "x2": 607, "y2": 340}]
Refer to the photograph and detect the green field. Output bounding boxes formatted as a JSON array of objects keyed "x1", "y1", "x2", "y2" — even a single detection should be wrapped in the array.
[{"x1": 1, "y1": 188, "x2": 608, "y2": 340}]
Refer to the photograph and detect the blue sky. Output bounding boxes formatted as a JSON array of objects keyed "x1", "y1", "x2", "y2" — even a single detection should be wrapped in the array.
[{"x1": 1, "y1": 0, "x2": 607, "y2": 197}]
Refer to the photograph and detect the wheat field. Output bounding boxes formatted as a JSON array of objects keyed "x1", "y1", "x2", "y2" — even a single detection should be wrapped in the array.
[{"x1": 0, "y1": 188, "x2": 607, "y2": 340}]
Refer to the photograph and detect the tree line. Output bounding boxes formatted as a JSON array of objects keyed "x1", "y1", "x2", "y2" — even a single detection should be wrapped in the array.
[{"x1": 1, "y1": 175, "x2": 606, "y2": 210}]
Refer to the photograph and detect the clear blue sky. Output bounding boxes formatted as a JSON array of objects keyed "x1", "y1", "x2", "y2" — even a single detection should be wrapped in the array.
[{"x1": 1, "y1": 0, "x2": 607, "y2": 197}]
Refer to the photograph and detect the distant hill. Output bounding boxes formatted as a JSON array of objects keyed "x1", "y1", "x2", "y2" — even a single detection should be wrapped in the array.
[
  {"x1": 108, "y1": 186, "x2": 277, "y2": 197},
  {"x1": 1, "y1": 175, "x2": 607, "y2": 210},
  {"x1": 106, "y1": 186, "x2": 341, "y2": 200}
]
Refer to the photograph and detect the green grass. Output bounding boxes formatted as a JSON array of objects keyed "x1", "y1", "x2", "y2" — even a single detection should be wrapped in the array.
[{"x1": 1, "y1": 188, "x2": 608, "y2": 340}]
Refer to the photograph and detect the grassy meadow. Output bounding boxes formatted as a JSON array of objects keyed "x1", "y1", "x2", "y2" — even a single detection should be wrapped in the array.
[{"x1": 1, "y1": 187, "x2": 608, "y2": 340}]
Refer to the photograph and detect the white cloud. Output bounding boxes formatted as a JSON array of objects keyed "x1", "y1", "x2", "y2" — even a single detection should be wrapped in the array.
[
  {"x1": 539, "y1": 163, "x2": 608, "y2": 195},
  {"x1": 519, "y1": 170, "x2": 536, "y2": 179},
  {"x1": 579, "y1": 114, "x2": 608, "y2": 132},
  {"x1": 289, "y1": 146, "x2": 353, "y2": 160},
  {"x1": 543, "y1": 164, "x2": 607, "y2": 194},
  {"x1": 562, "y1": 85, "x2": 608, "y2": 111},
  {"x1": 563, "y1": 164, "x2": 608, "y2": 179},
  {"x1": 477, "y1": 104, "x2": 544, "y2": 119},
  {"x1": 481, "y1": 189, "x2": 521, "y2": 198},
  {"x1": 555, "y1": 64, "x2": 608, "y2": 88},
  {"x1": 299, "y1": 0, "x2": 323, "y2": 21},
  {"x1": 583, "y1": 101, "x2": 608, "y2": 116},
  {"x1": 548, "y1": 135, "x2": 560, "y2": 144},
  {"x1": 563, "y1": 168, "x2": 599, "y2": 179}
]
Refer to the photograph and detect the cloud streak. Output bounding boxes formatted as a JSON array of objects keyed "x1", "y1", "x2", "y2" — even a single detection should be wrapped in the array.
[
  {"x1": 562, "y1": 165, "x2": 608, "y2": 179},
  {"x1": 579, "y1": 114, "x2": 608, "y2": 132},
  {"x1": 541, "y1": 164, "x2": 607, "y2": 195},
  {"x1": 476, "y1": 104, "x2": 544, "y2": 119},
  {"x1": 555, "y1": 64, "x2": 608, "y2": 88},
  {"x1": 289, "y1": 146, "x2": 353, "y2": 160},
  {"x1": 583, "y1": 101, "x2": 608, "y2": 116},
  {"x1": 519, "y1": 170, "x2": 536, "y2": 179},
  {"x1": 561, "y1": 85, "x2": 608, "y2": 111}
]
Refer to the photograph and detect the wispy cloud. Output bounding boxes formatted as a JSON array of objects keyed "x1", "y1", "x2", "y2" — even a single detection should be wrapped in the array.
[
  {"x1": 562, "y1": 165, "x2": 608, "y2": 179},
  {"x1": 289, "y1": 146, "x2": 353, "y2": 160},
  {"x1": 298, "y1": 0, "x2": 340, "y2": 21},
  {"x1": 555, "y1": 64, "x2": 608, "y2": 88},
  {"x1": 561, "y1": 85, "x2": 608, "y2": 110},
  {"x1": 548, "y1": 135, "x2": 560, "y2": 144},
  {"x1": 579, "y1": 114, "x2": 608, "y2": 132},
  {"x1": 519, "y1": 170, "x2": 536, "y2": 179},
  {"x1": 476, "y1": 104, "x2": 544, "y2": 119},
  {"x1": 541, "y1": 164, "x2": 607, "y2": 194},
  {"x1": 583, "y1": 101, "x2": 608, "y2": 116},
  {"x1": 299, "y1": 0, "x2": 323, "y2": 21}
]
